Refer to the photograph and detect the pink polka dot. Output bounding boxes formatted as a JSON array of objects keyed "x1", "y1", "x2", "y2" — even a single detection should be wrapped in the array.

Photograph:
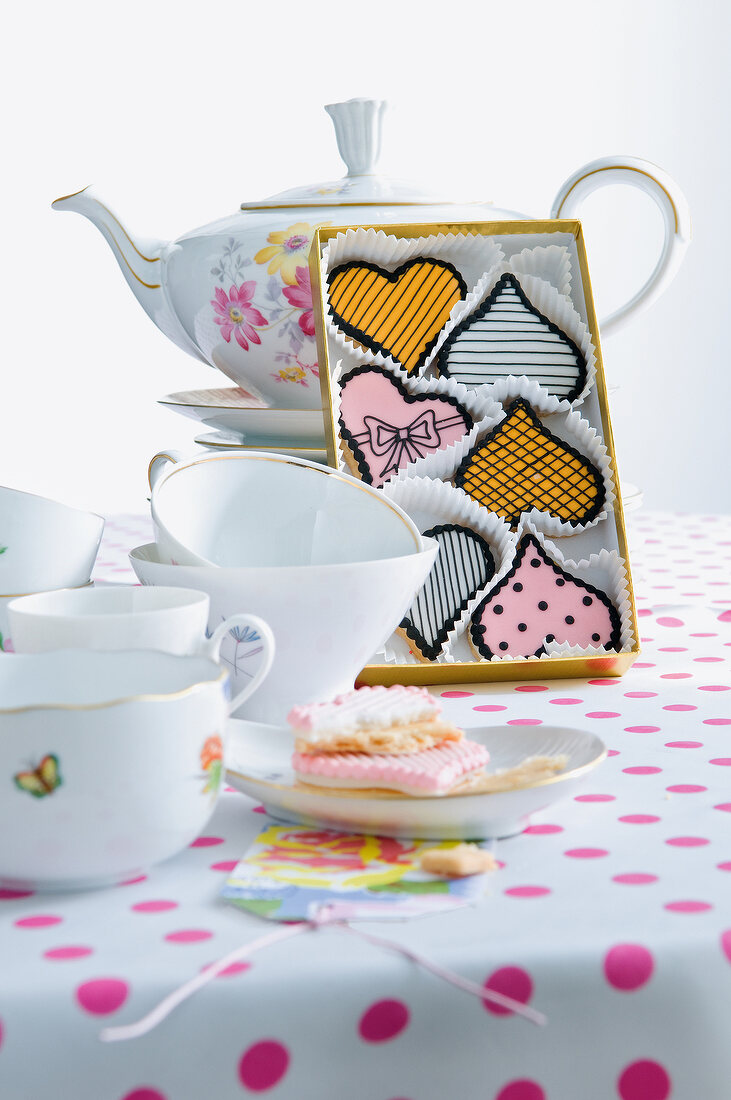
[
  {"x1": 252, "y1": 805, "x2": 266, "y2": 813},
  {"x1": 717, "y1": 862, "x2": 731, "y2": 872},
  {"x1": 665, "y1": 740, "x2": 703, "y2": 748},
  {"x1": 666, "y1": 836, "x2": 709, "y2": 847},
  {"x1": 710, "y1": 758, "x2": 731, "y2": 766},
  {"x1": 664, "y1": 900, "x2": 712, "y2": 913},
  {"x1": 514, "y1": 685, "x2": 548, "y2": 692},
  {"x1": 0, "y1": 888, "x2": 34, "y2": 900},
  {"x1": 663, "y1": 704, "x2": 696, "y2": 712},
  {"x1": 118, "y1": 875, "x2": 147, "y2": 886},
  {"x1": 695, "y1": 656, "x2": 725, "y2": 663},
  {"x1": 14, "y1": 914, "x2": 63, "y2": 929},
  {"x1": 658, "y1": 646, "x2": 687, "y2": 653},
  {"x1": 715, "y1": 803, "x2": 731, "y2": 813},
  {"x1": 575, "y1": 793, "x2": 615, "y2": 802},
  {"x1": 201, "y1": 960, "x2": 251, "y2": 978},
  {"x1": 622, "y1": 766, "x2": 662, "y2": 775},
  {"x1": 504, "y1": 886, "x2": 551, "y2": 898},
  {"x1": 624, "y1": 691, "x2": 657, "y2": 699},
  {"x1": 718, "y1": 610, "x2": 731, "y2": 623},
  {"x1": 619, "y1": 815, "x2": 661, "y2": 824},
  {"x1": 523, "y1": 824, "x2": 563, "y2": 835},
  {"x1": 565, "y1": 848, "x2": 608, "y2": 858},
  {"x1": 699, "y1": 684, "x2": 731, "y2": 691},
  {"x1": 656, "y1": 616, "x2": 683, "y2": 628},
  {"x1": 495, "y1": 1081, "x2": 546, "y2": 1100},
  {"x1": 625, "y1": 726, "x2": 661, "y2": 734},
  {"x1": 75, "y1": 978, "x2": 129, "y2": 1015},
  {"x1": 588, "y1": 678, "x2": 617, "y2": 686},
  {"x1": 189, "y1": 836, "x2": 224, "y2": 847},
  {"x1": 164, "y1": 929, "x2": 213, "y2": 944},
  {"x1": 44, "y1": 946, "x2": 93, "y2": 960},
  {"x1": 507, "y1": 718, "x2": 543, "y2": 726},
  {"x1": 358, "y1": 999, "x2": 410, "y2": 1042},
  {"x1": 607, "y1": 749, "x2": 620, "y2": 757},
  {"x1": 549, "y1": 698, "x2": 582, "y2": 705},
  {"x1": 482, "y1": 965, "x2": 533, "y2": 1016},
  {"x1": 473, "y1": 704, "x2": 507, "y2": 712},
  {"x1": 714, "y1": 923, "x2": 731, "y2": 962},
  {"x1": 586, "y1": 711, "x2": 620, "y2": 719},
  {"x1": 666, "y1": 784, "x2": 706, "y2": 793},
  {"x1": 210, "y1": 860, "x2": 238, "y2": 872},
  {"x1": 612, "y1": 873, "x2": 658, "y2": 885},
  {"x1": 238, "y1": 1040, "x2": 290, "y2": 1091},
  {"x1": 132, "y1": 900, "x2": 178, "y2": 913},
  {"x1": 660, "y1": 672, "x2": 691, "y2": 679},
  {"x1": 633, "y1": 662, "x2": 655, "y2": 669},
  {"x1": 604, "y1": 944, "x2": 654, "y2": 990},
  {"x1": 120, "y1": 1090, "x2": 168, "y2": 1100},
  {"x1": 617, "y1": 1059, "x2": 671, "y2": 1100},
  {"x1": 440, "y1": 691, "x2": 474, "y2": 698},
  {"x1": 692, "y1": 632, "x2": 717, "y2": 637},
  {"x1": 637, "y1": 608, "x2": 652, "y2": 617},
  {"x1": 704, "y1": 718, "x2": 731, "y2": 726}
]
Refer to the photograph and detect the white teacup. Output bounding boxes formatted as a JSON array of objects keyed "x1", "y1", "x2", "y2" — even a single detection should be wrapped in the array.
[
  {"x1": 0, "y1": 485, "x2": 104, "y2": 594},
  {"x1": 148, "y1": 450, "x2": 423, "y2": 568},
  {"x1": 0, "y1": 648, "x2": 273, "y2": 890},
  {"x1": 7, "y1": 585, "x2": 273, "y2": 670}
]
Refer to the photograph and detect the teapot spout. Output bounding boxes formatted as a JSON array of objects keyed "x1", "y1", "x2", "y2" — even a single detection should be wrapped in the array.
[{"x1": 51, "y1": 186, "x2": 206, "y2": 362}]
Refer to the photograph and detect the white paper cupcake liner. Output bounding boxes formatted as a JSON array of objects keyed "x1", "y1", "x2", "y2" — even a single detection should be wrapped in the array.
[
  {"x1": 464, "y1": 517, "x2": 635, "y2": 664},
  {"x1": 453, "y1": 395, "x2": 616, "y2": 539},
  {"x1": 331, "y1": 360, "x2": 503, "y2": 488},
  {"x1": 378, "y1": 477, "x2": 517, "y2": 664},
  {"x1": 504, "y1": 244, "x2": 574, "y2": 300}
]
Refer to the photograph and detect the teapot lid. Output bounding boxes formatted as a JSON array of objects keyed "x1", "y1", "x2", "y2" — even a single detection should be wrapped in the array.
[{"x1": 240, "y1": 99, "x2": 455, "y2": 210}]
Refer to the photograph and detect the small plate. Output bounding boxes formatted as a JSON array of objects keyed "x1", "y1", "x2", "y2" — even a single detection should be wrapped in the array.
[
  {"x1": 225, "y1": 721, "x2": 606, "y2": 839},
  {"x1": 159, "y1": 389, "x2": 326, "y2": 446},
  {"x1": 195, "y1": 432, "x2": 328, "y2": 463}
]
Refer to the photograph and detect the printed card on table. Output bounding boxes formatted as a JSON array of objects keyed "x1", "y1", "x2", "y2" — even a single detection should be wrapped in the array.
[{"x1": 221, "y1": 824, "x2": 490, "y2": 921}]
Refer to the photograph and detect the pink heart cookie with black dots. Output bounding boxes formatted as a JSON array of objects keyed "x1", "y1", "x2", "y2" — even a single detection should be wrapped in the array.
[
  {"x1": 338, "y1": 365, "x2": 473, "y2": 488},
  {"x1": 470, "y1": 534, "x2": 621, "y2": 659}
]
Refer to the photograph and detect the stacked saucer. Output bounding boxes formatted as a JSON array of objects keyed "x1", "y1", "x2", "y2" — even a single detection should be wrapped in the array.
[{"x1": 158, "y1": 387, "x2": 328, "y2": 462}]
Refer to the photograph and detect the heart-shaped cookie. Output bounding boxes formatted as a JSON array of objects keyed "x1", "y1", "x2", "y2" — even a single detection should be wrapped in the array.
[
  {"x1": 470, "y1": 534, "x2": 621, "y2": 659},
  {"x1": 338, "y1": 366, "x2": 473, "y2": 488},
  {"x1": 454, "y1": 398, "x2": 605, "y2": 527},
  {"x1": 327, "y1": 258, "x2": 467, "y2": 376},
  {"x1": 438, "y1": 273, "x2": 587, "y2": 401},
  {"x1": 399, "y1": 524, "x2": 495, "y2": 662}
]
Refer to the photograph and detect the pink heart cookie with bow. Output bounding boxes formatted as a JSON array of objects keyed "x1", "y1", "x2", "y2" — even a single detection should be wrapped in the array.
[{"x1": 338, "y1": 366, "x2": 473, "y2": 488}]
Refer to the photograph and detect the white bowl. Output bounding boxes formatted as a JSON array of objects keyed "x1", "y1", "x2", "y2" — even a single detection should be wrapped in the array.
[
  {"x1": 0, "y1": 486, "x2": 104, "y2": 594},
  {"x1": 129, "y1": 539, "x2": 439, "y2": 724},
  {"x1": 148, "y1": 450, "x2": 423, "y2": 568},
  {"x1": 0, "y1": 650, "x2": 234, "y2": 890}
]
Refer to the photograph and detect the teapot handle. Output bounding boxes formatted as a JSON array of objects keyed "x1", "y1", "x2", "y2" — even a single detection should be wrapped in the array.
[
  {"x1": 550, "y1": 156, "x2": 691, "y2": 337},
  {"x1": 148, "y1": 450, "x2": 185, "y2": 491}
]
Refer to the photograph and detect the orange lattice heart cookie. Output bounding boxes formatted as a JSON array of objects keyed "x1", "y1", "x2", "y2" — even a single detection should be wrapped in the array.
[
  {"x1": 454, "y1": 398, "x2": 605, "y2": 527},
  {"x1": 327, "y1": 259, "x2": 468, "y2": 376}
]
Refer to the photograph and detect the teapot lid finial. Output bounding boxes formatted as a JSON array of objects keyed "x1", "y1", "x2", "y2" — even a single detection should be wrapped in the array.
[{"x1": 324, "y1": 98, "x2": 386, "y2": 177}]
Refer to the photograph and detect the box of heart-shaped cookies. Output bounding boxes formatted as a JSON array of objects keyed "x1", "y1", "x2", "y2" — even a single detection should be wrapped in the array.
[{"x1": 309, "y1": 220, "x2": 639, "y2": 683}]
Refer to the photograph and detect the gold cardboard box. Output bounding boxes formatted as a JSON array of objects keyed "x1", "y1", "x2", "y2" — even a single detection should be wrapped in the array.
[{"x1": 309, "y1": 220, "x2": 639, "y2": 684}]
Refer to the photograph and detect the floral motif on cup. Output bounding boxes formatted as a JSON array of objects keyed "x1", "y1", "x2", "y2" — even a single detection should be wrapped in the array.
[
  {"x1": 254, "y1": 221, "x2": 321, "y2": 286},
  {"x1": 271, "y1": 356, "x2": 318, "y2": 387},
  {"x1": 14, "y1": 753, "x2": 62, "y2": 798},
  {"x1": 282, "y1": 267, "x2": 315, "y2": 336},
  {"x1": 0, "y1": 632, "x2": 12, "y2": 653},
  {"x1": 211, "y1": 283, "x2": 267, "y2": 351},
  {"x1": 200, "y1": 734, "x2": 223, "y2": 795}
]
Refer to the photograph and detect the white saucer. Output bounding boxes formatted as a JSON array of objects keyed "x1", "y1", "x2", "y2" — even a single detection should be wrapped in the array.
[
  {"x1": 195, "y1": 432, "x2": 328, "y2": 463},
  {"x1": 225, "y1": 722, "x2": 606, "y2": 839},
  {"x1": 159, "y1": 388, "x2": 326, "y2": 446}
]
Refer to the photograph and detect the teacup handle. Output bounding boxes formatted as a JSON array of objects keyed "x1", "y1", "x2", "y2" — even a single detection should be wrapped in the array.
[
  {"x1": 203, "y1": 613, "x2": 275, "y2": 715},
  {"x1": 550, "y1": 155, "x2": 691, "y2": 337},
  {"x1": 148, "y1": 450, "x2": 186, "y2": 492}
]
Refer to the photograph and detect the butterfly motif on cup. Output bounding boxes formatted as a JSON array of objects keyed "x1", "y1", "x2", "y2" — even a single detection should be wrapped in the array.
[{"x1": 14, "y1": 754, "x2": 63, "y2": 798}]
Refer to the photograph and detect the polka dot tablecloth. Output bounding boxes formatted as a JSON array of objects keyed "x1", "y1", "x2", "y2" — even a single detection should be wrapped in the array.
[{"x1": 1, "y1": 512, "x2": 730, "y2": 1100}]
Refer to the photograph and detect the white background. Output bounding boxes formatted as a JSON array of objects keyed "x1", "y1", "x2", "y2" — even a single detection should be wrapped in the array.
[{"x1": 2, "y1": 0, "x2": 729, "y2": 516}]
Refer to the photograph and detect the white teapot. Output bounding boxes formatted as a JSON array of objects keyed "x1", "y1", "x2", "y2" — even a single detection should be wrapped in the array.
[{"x1": 53, "y1": 98, "x2": 690, "y2": 412}]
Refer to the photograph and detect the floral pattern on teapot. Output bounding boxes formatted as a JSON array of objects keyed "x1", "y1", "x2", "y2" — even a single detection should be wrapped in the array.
[{"x1": 208, "y1": 221, "x2": 326, "y2": 388}]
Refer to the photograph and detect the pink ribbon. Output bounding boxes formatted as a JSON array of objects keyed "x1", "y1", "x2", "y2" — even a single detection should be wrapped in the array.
[{"x1": 99, "y1": 906, "x2": 546, "y2": 1042}]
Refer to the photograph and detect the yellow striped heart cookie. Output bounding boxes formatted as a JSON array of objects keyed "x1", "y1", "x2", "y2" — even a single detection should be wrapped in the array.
[
  {"x1": 454, "y1": 398, "x2": 605, "y2": 527},
  {"x1": 327, "y1": 259, "x2": 467, "y2": 376}
]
